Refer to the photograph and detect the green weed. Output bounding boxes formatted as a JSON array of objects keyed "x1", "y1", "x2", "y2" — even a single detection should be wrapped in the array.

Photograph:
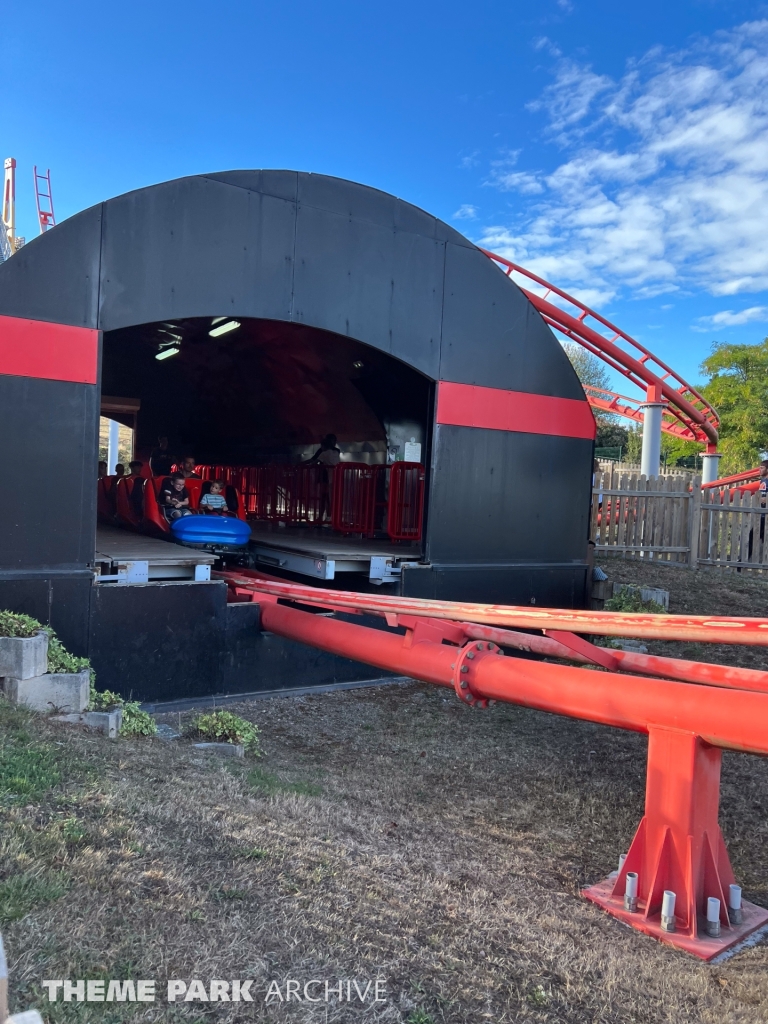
[
  {"x1": 189, "y1": 710, "x2": 261, "y2": 754},
  {"x1": 89, "y1": 689, "x2": 157, "y2": 737},
  {"x1": 605, "y1": 588, "x2": 666, "y2": 614},
  {"x1": 0, "y1": 869, "x2": 70, "y2": 923},
  {"x1": 0, "y1": 736, "x2": 61, "y2": 800},
  {"x1": 246, "y1": 766, "x2": 321, "y2": 797},
  {"x1": 407, "y1": 1011, "x2": 436, "y2": 1024},
  {"x1": 238, "y1": 846, "x2": 269, "y2": 860}
]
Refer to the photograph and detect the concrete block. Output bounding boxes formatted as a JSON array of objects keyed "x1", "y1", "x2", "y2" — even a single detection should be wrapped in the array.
[
  {"x1": 0, "y1": 632, "x2": 48, "y2": 680},
  {"x1": 193, "y1": 741, "x2": 245, "y2": 758},
  {"x1": 51, "y1": 708, "x2": 123, "y2": 739},
  {"x1": 3, "y1": 669, "x2": 90, "y2": 713},
  {"x1": 612, "y1": 583, "x2": 669, "y2": 611},
  {"x1": 156, "y1": 723, "x2": 180, "y2": 740}
]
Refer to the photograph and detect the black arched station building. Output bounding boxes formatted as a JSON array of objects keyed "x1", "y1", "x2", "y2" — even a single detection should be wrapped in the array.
[{"x1": 0, "y1": 171, "x2": 595, "y2": 702}]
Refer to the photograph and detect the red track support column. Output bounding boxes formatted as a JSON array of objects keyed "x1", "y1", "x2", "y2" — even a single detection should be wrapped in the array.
[{"x1": 584, "y1": 727, "x2": 768, "y2": 959}]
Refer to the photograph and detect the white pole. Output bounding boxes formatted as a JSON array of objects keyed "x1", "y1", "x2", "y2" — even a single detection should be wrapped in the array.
[
  {"x1": 701, "y1": 452, "x2": 722, "y2": 485},
  {"x1": 640, "y1": 403, "x2": 665, "y2": 479},
  {"x1": 107, "y1": 419, "x2": 120, "y2": 474}
]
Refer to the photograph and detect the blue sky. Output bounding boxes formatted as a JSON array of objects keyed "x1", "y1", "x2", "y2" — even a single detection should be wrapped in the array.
[{"x1": 4, "y1": 0, "x2": 768, "y2": 390}]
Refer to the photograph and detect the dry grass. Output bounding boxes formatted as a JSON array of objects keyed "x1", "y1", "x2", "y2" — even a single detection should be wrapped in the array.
[
  {"x1": 3, "y1": 559, "x2": 768, "y2": 1021},
  {"x1": 0, "y1": 687, "x2": 767, "y2": 1021},
  {"x1": 598, "y1": 556, "x2": 768, "y2": 670}
]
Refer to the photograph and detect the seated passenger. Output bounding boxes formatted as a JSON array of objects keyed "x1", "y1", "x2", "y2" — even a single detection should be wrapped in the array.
[
  {"x1": 114, "y1": 463, "x2": 126, "y2": 479},
  {"x1": 199, "y1": 479, "x2": 230, "y2": 515},
  {"x1": 180, "y1": 455, "x2": 201, "y2": 479},
  {"x1": 127, "y1": 460, "x2": 144, "y2": 477},
  {"x1": 98, "y1": 460, "x2": 108, "y2": 479},
  {"x1": 159, "y1": 472, "x2": 193, "y2": 521}
]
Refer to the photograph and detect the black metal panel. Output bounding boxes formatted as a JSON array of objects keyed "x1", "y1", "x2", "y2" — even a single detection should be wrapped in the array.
[
  {"x1": 0, "y1": 205, "x2": 103, "y2": 327},
  {"x1": 401, "y1": 562, "x2": 588, "y2": 607},
  {"x1": 0, "y1": 376, "x2": 98, "y2": 570},
  {"x1": 90, "y1": 591, "x2": 397, "y2": 702},
  {"x1": 292, "y1": 202, "x2": 393, "y2": 346},
  {"x1": 426, "y1": 424, "x2": 592, "y2": 564},
  {"x1": 98, "y1": 176, "x2": 296, "y2": 330},
  {"x1": 0, "y1": 573, "x2": 93, "y2": 656},
  {"x1": 89, "y1": 581, "x2": 229, "y2": 700},
  {"x1": 292, "y1": 202, "x2": 443, "y2": 378},
  {"x1": 440, "y1": 243, "x2": 584, "y2": 397},
  {"x1": 223, "y1": 603, "x2": 394, "y2": 697},
  {"x1": 204, "y1": 169, "x2": 299, "y2": 201}
]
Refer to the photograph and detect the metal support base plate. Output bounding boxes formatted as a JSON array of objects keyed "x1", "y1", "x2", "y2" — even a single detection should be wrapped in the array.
[{"x1": 584, "y1": 877, "x2": 768, "y2": 960}]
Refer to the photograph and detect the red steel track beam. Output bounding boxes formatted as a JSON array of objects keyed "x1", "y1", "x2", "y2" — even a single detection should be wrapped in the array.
[
  {"x1": 702, "y1": 468, "x2": 761, "y2": 490},
  {"x1": 218, "y1": 571, "x2": 768, "y2": 646},
  {"x1": 258, "y1": 599, "x2": 768, "y2": 957},
  {"x1": 530, "y1": 293, "x2": 718, "y2": 447},
  {"x1": 584, "y1": 388, "x2": 695, "y2": 440},
  {"x1": 480, "y1": 249, "x2": 719, "y2": 448},
  {"x1": 459, "y1": 621, "x2": 768, "y2": 695},
  {"x1": 259, "y1": 601, "x2": 768, "y2": 755}
]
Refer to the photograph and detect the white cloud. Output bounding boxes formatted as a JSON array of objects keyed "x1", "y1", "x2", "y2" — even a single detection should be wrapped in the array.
[
  {"x1": 489, "y1": 170, "x2": 544, "y2": 194},
  {"x1": 533, "y1": 36, "x2": 563, "y2": 58},
  {"x1": 484, "y1": 151, "x2": 544, "y2": 194},
  {"x1": 692, "y1": 306, "x2": 768, "y2": 330},
  {"x1": 452, "y1": 204, "x2": 479, "y2": 220},
  {"x1": 481, "y1": 21, "x2": 768, "y2": 309}
]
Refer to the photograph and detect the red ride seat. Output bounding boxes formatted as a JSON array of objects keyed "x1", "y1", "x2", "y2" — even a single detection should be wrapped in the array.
[
  {"x1": 144, "y1": 476, "x2": 247, "y2": 535},
  {"x1": 143, "y1": 478, "x2": 172, "y2": 535},
  {"x1": 115, "y1": 476, "x2": 144, "y2": 529},
  {"x1": 97, "y1": 476, "x2": 118, "y2": 523}
]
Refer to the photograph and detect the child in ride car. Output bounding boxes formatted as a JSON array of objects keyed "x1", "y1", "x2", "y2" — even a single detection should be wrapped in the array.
[
  {"x1": 199, "y1": 480, "x2": 231, "y2": 515},
  {"x1": 160, "y1": 472, "x2": 193, "y2": 521}
]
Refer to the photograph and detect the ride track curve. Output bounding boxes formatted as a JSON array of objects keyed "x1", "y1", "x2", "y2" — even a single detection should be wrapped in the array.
[
  {"x1": 481, "y1": 249, "x2": 720, "y2": 450},
  {"x1": 219, "y1": 567, "x2": 768, "y2": 958}
]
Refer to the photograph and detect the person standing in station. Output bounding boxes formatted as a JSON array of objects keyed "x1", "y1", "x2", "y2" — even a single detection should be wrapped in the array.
[
  {"x1": 305, "y1": 434, "x2": 342, "y2": 523},
  {"x1": 306, "y1": 433, "x2": 342, "y2": 467},
  {"x1": 150, "y1": 436, "x2": 173, "y2": 477}
]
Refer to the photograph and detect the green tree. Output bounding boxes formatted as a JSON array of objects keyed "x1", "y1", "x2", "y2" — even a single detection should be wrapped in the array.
[
  {"x1": 700, "y1": 339, "x2": 768, "y2": 474},
  {"x1": 562, "y1": 341, "x2": 627, "y2": 444},
  {"x1": 562, "y1": 342, "x2": 611, "y2": 392}
]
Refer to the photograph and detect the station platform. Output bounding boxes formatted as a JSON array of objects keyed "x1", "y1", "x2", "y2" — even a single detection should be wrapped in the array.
[
  {"x1": 94, "y1": 525, "x2": 216, "y2": 582},
  {"x1": 247, "y1": 522, "x2": 421, "y2": 583}
]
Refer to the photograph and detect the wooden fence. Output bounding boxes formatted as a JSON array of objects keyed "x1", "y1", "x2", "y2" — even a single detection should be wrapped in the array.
[
  {"x1": 592, "y1": 469, "x2": 699, "y2": 565},
  {"x1": 698, "y1": 486, "x2": 768, "y2": 571},
  {"x1": 593, "y1": 469, "x2": 768, "y2": 571}
]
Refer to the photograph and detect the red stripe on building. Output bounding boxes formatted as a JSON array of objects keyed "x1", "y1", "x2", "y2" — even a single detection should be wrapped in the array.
[
  {"x1": 0, "y1": 314, "x2": 99, "y2": 385},
  {"x1": 436, "y1": 381, "x2": 595, "y2": 440}
]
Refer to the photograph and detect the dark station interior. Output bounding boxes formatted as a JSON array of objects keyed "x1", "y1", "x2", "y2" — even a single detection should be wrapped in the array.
[
  {"x1": 104, "y1": 318, "x2": 431, "y2": 469},
  {"x1": 99, "y1": 316, "x2": 433, "y2": 588}
]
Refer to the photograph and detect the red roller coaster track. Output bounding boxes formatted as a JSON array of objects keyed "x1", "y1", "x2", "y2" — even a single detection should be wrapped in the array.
[{"x1": 481, "y1": 250, "x2": 720, "y2": 450}]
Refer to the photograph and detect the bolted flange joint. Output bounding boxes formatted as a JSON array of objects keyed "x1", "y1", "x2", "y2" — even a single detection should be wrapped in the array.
[{"x1": 451, "y1": 640, "x2": 503, "y2": 708}]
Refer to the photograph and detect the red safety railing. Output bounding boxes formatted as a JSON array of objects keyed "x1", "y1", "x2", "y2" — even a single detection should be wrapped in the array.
[
  {"x1": 194, "y1": 462, "x2": 426, "y2": 540},
  {"x1": 217, "y1": 567, "x2": 768, "y2": 960},
  {"x1": 387, "y1": 462, "x2": 426, "y2": 540},
  {"x1": 331, "y1": 463, "x2": 381, "y2": 535}
]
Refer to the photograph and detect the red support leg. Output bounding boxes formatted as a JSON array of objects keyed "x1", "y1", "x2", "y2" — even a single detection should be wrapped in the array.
[{"x1": 584, "y1": 726, "x2": 768, "y2": 958}]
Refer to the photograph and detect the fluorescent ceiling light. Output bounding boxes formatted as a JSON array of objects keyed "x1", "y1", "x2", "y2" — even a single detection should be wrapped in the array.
[
  {"x1": 209, "y1": 319, "x2": 241, "y2": 338},
  {"x1": 155, "y1": 345, "x2": 180, "y2": 361}
]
